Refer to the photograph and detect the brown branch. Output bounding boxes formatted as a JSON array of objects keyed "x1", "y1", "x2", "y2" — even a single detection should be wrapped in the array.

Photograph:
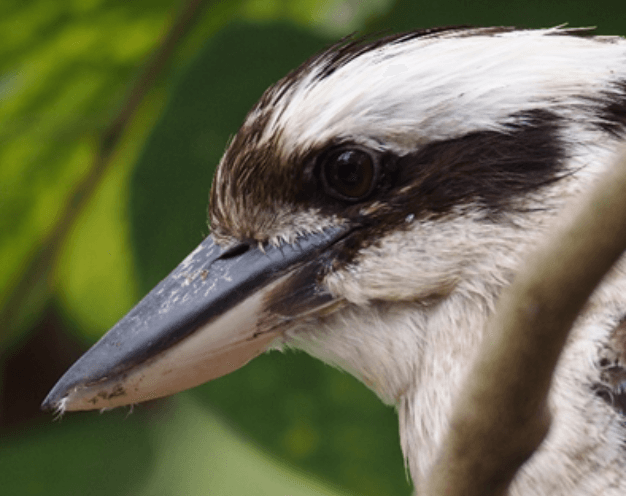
[
  {"x1": 0, "y1": 0, "x2": 209, "y2": 346},
  {"x1": 425, "y1": 144, "x2": 626, "y2": 496}
]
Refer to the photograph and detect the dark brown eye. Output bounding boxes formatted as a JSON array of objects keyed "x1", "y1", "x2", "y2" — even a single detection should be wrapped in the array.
[{"x1": 321, "y1": 148, "x2": 377, "y2": 201}]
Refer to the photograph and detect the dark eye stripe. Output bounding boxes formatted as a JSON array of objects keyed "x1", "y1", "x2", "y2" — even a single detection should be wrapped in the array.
[
  {"x1": 287, "y1": 109, "x2": 567, "y2": 267},
  {"x1": 391, "y1": 109, "x2": 567, "y2": 215},
  {"x1": 301, "y1": 109, "x2": 565, "y2": 218}
]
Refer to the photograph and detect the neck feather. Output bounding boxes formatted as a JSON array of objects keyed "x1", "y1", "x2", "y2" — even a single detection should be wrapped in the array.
[{"x1": 398, "y1": 267, "x2": 626, "y2": 495}]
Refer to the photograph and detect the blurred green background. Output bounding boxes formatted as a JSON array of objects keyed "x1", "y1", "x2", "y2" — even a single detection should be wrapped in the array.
[{"x1": 1, "y1": 1, "x2": 624, "y2": 495}]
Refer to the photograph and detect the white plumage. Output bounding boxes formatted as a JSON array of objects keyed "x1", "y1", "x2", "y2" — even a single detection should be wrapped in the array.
[
  {"x1": 248, "y1": 28, "x2": 625, "y2": 158},
  {"x1": 214, "y1": 27, "x2": 626, "y2": 494},
  {"x1": 44, "y1": 26, "x2": 626, "y2": 495}
]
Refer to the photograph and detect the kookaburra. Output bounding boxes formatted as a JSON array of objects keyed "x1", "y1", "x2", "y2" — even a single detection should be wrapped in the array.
[{"x1": 43, "y1": 26, "x2": 626, "y2": 494}]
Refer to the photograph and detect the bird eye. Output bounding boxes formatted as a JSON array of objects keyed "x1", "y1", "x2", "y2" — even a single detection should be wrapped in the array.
[{"x1": 321, "y1": 148, "x2": 378, "y2": 201}]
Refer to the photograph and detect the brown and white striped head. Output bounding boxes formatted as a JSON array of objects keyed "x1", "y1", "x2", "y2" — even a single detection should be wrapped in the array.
[{"x1": 44, "y1": 25, "x2": 626, "y2": 427}]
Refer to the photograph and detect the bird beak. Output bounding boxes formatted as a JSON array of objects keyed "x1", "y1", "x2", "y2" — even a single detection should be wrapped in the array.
[{"x1": 42, "y1": 226, "x2": 347, "y2": 412}]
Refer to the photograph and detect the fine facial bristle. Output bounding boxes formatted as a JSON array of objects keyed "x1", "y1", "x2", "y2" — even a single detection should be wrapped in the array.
[{"x1": 52, "y1": 397, "x2": 67, "y2": 421}]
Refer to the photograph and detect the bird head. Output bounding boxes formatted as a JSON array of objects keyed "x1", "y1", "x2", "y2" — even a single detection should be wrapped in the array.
[{"x1": 43, "y1": 26, "x2": 626, "y2": 436}]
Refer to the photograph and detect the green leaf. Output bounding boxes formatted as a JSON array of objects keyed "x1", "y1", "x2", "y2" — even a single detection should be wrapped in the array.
[
  {"x1": 1, "y1": 396, "x2": 353, "y2": 496},
  {"x1": 0, "y1": 0, "x2": 174, "y2": 348}
]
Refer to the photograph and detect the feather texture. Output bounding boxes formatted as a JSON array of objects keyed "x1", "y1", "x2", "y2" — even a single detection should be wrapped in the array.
[{"x1": 209, "y1": 27, "x2": 626, "y2": 495}]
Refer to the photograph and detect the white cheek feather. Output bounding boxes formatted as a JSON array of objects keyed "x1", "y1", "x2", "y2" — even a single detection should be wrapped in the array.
[
  {"x1": 281, "y1": 147, "x2": 626, "y2": 494},
  {"x1": 253, "y1": 29, "x2": 626, "y2": 156},
  {"x1": 285, "y1": 211, "x2": 626, "y2": 495}
]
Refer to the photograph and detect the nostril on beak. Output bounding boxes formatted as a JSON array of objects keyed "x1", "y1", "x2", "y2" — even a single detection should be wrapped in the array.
[{"x1": 217, "y1": 242, "x2": 251, "y2": 260}]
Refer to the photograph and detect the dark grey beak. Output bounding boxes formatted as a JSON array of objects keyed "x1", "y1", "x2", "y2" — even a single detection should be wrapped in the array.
[{"x1": 42, "y1": 227, "x2": 347, "y2": 412}]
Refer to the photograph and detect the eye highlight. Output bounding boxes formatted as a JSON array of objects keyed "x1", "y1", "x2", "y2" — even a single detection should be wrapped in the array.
[{"x1": 320, "y1": 147, "x2": 379, "y2": 201}]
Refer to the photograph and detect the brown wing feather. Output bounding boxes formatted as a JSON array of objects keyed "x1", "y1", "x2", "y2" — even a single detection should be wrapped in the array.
[{"x1": 594, "y1": 317, "x2": 626, "y2": 415}]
